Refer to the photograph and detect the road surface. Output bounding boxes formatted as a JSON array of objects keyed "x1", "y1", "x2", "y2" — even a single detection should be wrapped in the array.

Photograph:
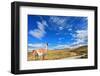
[{"x1": 62, "y1": 54, "x2": 87, "y2": 60}]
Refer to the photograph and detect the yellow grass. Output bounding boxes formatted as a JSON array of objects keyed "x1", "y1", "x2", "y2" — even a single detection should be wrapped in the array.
[{"x1": 27, "y1": 46, "x2": 88, "y2": 61}]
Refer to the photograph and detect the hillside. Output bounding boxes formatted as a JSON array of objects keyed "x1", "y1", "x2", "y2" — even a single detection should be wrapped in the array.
[{"x1": 28, "y1": 45, "x2": 88, "y2": 61}]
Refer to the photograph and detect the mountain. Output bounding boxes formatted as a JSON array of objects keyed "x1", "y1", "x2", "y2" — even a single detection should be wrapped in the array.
[
  {"x1": 54, "y1": 45, "x2": 88, "y2": 58},
  {"x1": 54, "y1": 48, "x2": 70, "y2": 51},
  {"x1": 70, "y1": 45, "x2": 88, "y2": 56},
  {"x1": 54, "y1": 45, "x2": 87, "y2": 51}
]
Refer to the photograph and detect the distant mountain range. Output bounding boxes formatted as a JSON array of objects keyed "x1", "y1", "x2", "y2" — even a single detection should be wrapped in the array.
[
  {"x1": 28, "y1": 44, "x2": 88, "y2": 53},
  {"x1": 53, "y1": 45, "x2": 88, "y2": 52}
]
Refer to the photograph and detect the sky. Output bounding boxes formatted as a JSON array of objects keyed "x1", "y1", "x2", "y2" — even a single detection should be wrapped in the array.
[{"x1": 28, "y1": 15, "x2": 88, "y2": 50}]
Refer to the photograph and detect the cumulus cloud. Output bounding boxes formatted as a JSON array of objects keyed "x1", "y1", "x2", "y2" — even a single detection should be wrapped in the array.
[
  {"x1": 29, "y1": 29, "x2": 45, "y2": 39},
  {"x1": 72, "y1": 30, "x2": 88, "y2": 45},
  {"x1": 49, "y1": 17, "x2": 66, "y2": 25},
  {"x1": 41, "y1": 20, "x2": 48, "y2": 27},
  {"x1": 29, "y1": 20, "x2": 47, "y2": 39},
  {"x1": 76, "y1": 30, "x2": 87, "y2": 39},
  {"x1": 49, "y1": 16, "x2": 67, "y2": 31}
]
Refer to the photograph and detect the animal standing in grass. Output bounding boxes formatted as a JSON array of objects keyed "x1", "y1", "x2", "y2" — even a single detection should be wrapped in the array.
[{"x1": 32, "y1": 43, "x2": 48, "y2": 60}]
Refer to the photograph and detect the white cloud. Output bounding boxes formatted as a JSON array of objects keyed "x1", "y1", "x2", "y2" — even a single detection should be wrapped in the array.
[
  {"x1": 49, "y1": 16, "x2": 67, "y2": 29},
  {"x1": 28, "y1": 43, "x2": 44, "y2": 47},
  {"x1": 76, "y1": 30, "x2": 87, "y2": 40},
  {"x1": 56, "y1": 32, "x2": 60, "y2": 35},
  {"x1": 29, "y1": 29, "x2": 45, "y2": 39},
  {"x1": 68, "y1": 28, "x2": 72, "y2": 31},
  {"x1": 72, "y1": 29, "x2": 88, "y2": 45},
  {"x1": 29, "y1": 20, "x2": 47, "y2": 39},
  {"x1": 42, "y1": 20, "x2": 48, "y2": 27},
  {"x1": 58, "y1": 37, "x2": 64, "y2": 40},
  {"x1": 59, "y1": 27, "x2": 64, "y2": 30},
  {"x1": 49, "y1": 17, "x2": 74, "y2": 32},
  {"x1": 52, "y1": 44, "x2": 70, "y2": 50},
  {"x1": 28, "y1": 47, "x2": 35, "y2": 52},
  {"x1": 28, "y1": 43, "x2": 46, "y2": 51}
]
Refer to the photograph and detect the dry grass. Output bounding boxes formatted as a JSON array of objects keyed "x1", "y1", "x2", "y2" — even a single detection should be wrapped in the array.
[{"x1": 27, "y1": 46, "x2": 88, "y2": 61}]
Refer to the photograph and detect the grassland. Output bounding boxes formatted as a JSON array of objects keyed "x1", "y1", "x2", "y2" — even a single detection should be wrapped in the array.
[{"x1": 27, "y1": 46, "x2": 88, "y2": 61}]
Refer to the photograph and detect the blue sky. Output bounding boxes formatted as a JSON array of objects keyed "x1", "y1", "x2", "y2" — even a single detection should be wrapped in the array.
[{"x1": 28, "y1": 15, "x2": 88, "y2": 50}]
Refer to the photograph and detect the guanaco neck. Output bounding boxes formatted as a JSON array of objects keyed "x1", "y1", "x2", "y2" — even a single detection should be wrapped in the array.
[{"x1": 45, "y1": 43, "x2": 48, "y2": 50}]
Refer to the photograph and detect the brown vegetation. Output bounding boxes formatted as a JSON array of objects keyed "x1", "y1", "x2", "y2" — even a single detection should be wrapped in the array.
[{"x1": 28, "y1": 46, "x2": 88, "y2": 61}]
